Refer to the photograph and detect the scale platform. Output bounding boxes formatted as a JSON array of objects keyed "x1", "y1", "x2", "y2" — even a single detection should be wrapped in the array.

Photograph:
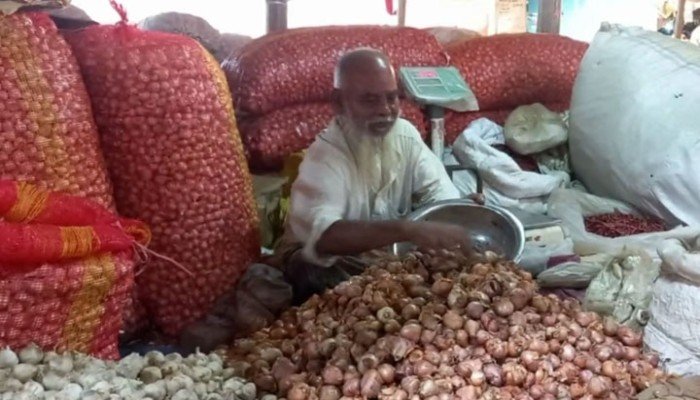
[{"x1": 506, "y1": 208, "x2": 567, "y2": 246}]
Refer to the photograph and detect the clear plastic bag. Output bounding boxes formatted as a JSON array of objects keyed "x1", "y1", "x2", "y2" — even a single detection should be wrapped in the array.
[
  {"x1": 504, "y1": 103, "x2": 568, "y2": 155},
  {"x1": 584, "y1": 250, "x2": 660, "y2": 330}
]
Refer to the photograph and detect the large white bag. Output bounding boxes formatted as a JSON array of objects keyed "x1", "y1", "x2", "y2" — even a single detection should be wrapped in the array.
[
  {"x1": 645, "y1": 238, "x2": 700, "y2": 376},
  {"x1": 569, "y1": 24, "x2": 700, "y2": 226}
]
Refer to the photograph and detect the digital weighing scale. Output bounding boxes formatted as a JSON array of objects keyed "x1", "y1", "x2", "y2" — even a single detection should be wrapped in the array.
[
  {"x1": 399, "y1": 66, "x2": 479, "y2": 160},
  {"x1": 400, "y1": 67, "x2": 567, "y2": 247}
]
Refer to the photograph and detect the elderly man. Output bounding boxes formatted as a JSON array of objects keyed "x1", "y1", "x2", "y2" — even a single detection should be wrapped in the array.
[{"x1": 277, "y1": 48, "x2": 471, "y2": 303}]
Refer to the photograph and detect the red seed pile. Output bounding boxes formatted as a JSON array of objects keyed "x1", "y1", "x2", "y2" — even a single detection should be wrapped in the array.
[
  {"x1": 66, "y1": 25, "x2": 260, "y2": 336},
  {"x1": 227, "y1": 251, "x2": 664, "y2": 400},
  {"x1": 240, "y1": 101, "x2": 428, "y2": 172},
  {"x1": 223, "y1": 25, "x2": 449, "y2": 116},
  {"x1": 584, "y1": 213, "x2": 667, "y2": 238},
  {"x1": 0, "y1": 12, "x2": 114, "y2": 209}
]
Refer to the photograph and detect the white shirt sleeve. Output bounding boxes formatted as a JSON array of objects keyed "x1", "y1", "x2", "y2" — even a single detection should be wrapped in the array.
[
  {"x1": 287, "y1": 144, "x2": 348, "y2": 267},
  {"x1": 410, "y1": 128, "x2": 461, "y2": 207}
]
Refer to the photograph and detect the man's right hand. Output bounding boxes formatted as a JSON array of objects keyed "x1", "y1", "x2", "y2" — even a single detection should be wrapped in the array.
[{"x1": 402, "y1": 221, "x2": 473, "y2": 254}]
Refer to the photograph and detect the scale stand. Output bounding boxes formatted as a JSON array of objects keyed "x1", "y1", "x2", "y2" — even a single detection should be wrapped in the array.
[{"x1": 399, "y1": 67, "x2": 567, "y2": 244}]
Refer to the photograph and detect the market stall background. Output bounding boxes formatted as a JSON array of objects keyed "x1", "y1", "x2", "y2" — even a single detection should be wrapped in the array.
[{"x1": 2, "y1": 0, "x2": 700, "y2": 398}]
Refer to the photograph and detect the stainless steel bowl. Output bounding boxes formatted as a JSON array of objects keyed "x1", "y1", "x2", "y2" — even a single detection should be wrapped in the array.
[{"x1": 391, "y1": 199, "x2": 525, "y2": 262}]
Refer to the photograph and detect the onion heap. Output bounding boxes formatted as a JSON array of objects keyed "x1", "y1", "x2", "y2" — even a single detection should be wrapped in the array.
[{"x1": 227, "y1": 251, "x2": 665, "y2": 400}]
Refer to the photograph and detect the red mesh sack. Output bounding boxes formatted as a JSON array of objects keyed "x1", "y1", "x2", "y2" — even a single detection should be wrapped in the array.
[
  {"x1": 65, "y1": 7, "x2": 260, "y2": 335},
  {"x1": 447, "y1": 34, "x2": 587, "y2": 111},
  {"x1": 240, "y1": 100, "x2": 428, "y2": 172},
  {"x1": 0, "y1": 182, "x2": 145, "y2": 359},
  {"x1": 445, "y1": 102, "x2": 570, "y2": 144},
  {"x1": 223, "y1": 26, "x2": 449, "y2": 115},
  {"x1": 0, "y1": 12, "x2": 114, "y2": 209},
  {"x1": 0, "y1": 250, "x2": 134, "y2": 359}
]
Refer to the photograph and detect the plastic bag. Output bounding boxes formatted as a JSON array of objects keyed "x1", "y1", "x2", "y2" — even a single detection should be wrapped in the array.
[
  {"x1": 180, "y1": 264, "x2": 292, "y2": 352},
  {"x1": 137, "y1": 12, "x2": 220, "y2": 55},
  {"x1": 644, "y1": 238, "x2": 700, "y2": 375},
  {"x1": 504, "y1": 103, "x2": 568, "y2": 155},
  {"x1": 547, "y1": 188, "x2": 700, "y2": 257},
  {"x1": 537, "y1": 253, "x2": 611, "y2": 289},
  {"x1": 519, "y1": 238, "x2": 575, "y2": 277},
  {"x1": 0, "y1": 0, "x2": 67, "y2": 15},
  {"x1": 253, "y1": 175, "x2": 288, "y2": 249},
  {"x1": 584, "y1": 250, "x2": 660, "y2": 330}
]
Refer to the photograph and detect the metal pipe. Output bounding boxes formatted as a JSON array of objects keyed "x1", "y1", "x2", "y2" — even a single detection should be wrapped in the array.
[
  {"x1": 267, "y1": 0, "x2": 288, "y2": 34},
  {"x1": 398, "y1": 0, "x2": 407, "y2": 26}
]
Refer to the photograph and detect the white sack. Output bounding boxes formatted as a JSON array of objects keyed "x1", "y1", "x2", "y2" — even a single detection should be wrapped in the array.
[
  {"x1": 453, "y1": 120, "x2": 569, "y2": 210},
  {"x1": 569, "y1": 24, "x2": 700, "y2": 226},
  {"x1": 646, "y1": 238, "x2": 700, "y2": 376}
]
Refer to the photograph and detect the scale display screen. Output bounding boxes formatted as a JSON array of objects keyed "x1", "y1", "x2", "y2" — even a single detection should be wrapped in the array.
[{"x1": 399, "y1": 66, "x2": 479, "y2": 112}]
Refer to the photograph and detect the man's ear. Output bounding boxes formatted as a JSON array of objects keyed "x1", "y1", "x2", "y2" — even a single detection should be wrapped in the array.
[{"x1": 331, "y1": 89, "x2": 343, "y2": 115}]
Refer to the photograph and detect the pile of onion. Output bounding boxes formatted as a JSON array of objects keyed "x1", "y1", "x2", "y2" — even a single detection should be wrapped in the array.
[{"x1": 227, "y1": 251, "x2": 665, "y2": 400}]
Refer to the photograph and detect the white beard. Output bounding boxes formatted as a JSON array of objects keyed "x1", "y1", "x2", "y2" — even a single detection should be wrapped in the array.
[{"x1": 337, "y1": 116, "x2": 401, "y2": 203}]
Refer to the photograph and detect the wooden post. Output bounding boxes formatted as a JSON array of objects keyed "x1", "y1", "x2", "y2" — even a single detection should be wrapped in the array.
[
  {"x1": 674, "y1": 0, "x2": 686, "y2": 38},
  {"x1": 398, "y1": 0, "x2": 407, "y2": 26},
  {"x1": 537, "y1": 0, "x2": 562, "y2": 34}
]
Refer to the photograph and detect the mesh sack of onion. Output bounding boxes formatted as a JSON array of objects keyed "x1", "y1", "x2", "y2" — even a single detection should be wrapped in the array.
[
  {"x1": 0, "y1": 12, "x2": 114, "y2": 209},
  {"x1": 447, "y1": 34, "x2": 587, "y2": 112},
  {"x1": 239, "y1": 101, "x2": 428, "y2": 172},
  {"x1": 64, "y1": 1, "x2": 260, "y2": 336},
  {"x1": 0, "y1": 181, "x2": 149, "y2": 359},
  {"x1": 227, "y1": 251, "x2": 665, "y2": 400},
  {"x1": 222, "y1": 25, "x2": 449, "y2": 116}
]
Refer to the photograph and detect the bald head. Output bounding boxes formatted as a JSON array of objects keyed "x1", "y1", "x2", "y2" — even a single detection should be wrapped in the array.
[
  {"x1": 331, "y1": 48, "x2": 401, "y2": 137},
  {"x1": 333, "y1": 48, "x2": 396, "y2": 89}
]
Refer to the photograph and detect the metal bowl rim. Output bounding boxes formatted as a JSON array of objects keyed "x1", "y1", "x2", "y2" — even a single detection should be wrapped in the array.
[{"x1": 395, "y1": 199, "x2": 526, "y2": 262}]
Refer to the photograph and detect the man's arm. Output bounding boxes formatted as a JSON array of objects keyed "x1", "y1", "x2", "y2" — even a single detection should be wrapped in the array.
[
  {"x1": 315, "y1": 220, "x2": 410, "y2": 256},
  {"x1": 315, "y1": 219, "x2": 473, "y2": 257}
]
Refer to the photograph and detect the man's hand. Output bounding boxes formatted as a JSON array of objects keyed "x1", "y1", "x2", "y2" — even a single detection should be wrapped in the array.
[
  {"x1": 468, "y1": 193, "x2": 486, "y2": 205},
  {"x1": 403, "y1": 221, "x2": 473, "y2": 254}
]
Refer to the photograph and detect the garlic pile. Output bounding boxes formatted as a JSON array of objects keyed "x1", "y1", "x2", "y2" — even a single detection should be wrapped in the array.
[
  {"x1": 227, "y1": 251, "x2": 665, "y2": 400},
  {"x1": 0, "y1": 344, "x2": 261, "y2": 400}
]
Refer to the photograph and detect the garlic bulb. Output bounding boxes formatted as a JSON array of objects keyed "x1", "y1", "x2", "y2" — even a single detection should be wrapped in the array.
[
  {"x1": 0, "y1": 347, "x2": 256, "y2": 399},
  {"x1": 143, "y1": 382, "x2": 166, "y2": 400},
  {"x1": 18, "y1": 343, "x2": 43, "y2": 365},
  {"x1": 41, "y1": 371, "x2": 69, "y2": 391},
  {"x1": 172, "y1": 388, "x2": 197, "y2": 400},
  {"x1": 48, "y1": 355, "x2": 74, "y2": 376},
  {"x1": 116, "y1": 353, "x2": 145, "y2": 380},
  {"x1": 145, "y1": 351, "x2": 165, "y2": 367},
  {"x1": 0, "y1": 347, "x2": 19, "y2": 368},
  {"x1": 139, "y1": 366, "x2": 163, "y2": 384},
  {"x1": 12, "y1": 363, "x2": 38, "y2": 383},
  {"x1": 58, "y1": 383, "x2": 83, "y2": 400}
]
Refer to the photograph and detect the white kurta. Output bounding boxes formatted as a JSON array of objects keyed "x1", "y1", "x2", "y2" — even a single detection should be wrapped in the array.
[{"x1": 286, "y1": 117, "x2": 460, "y2": 265}]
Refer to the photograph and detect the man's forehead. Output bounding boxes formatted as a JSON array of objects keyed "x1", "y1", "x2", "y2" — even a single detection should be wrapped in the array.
[{"x1": 341, "y1": 69, "x2": 398, "y2": 92}]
